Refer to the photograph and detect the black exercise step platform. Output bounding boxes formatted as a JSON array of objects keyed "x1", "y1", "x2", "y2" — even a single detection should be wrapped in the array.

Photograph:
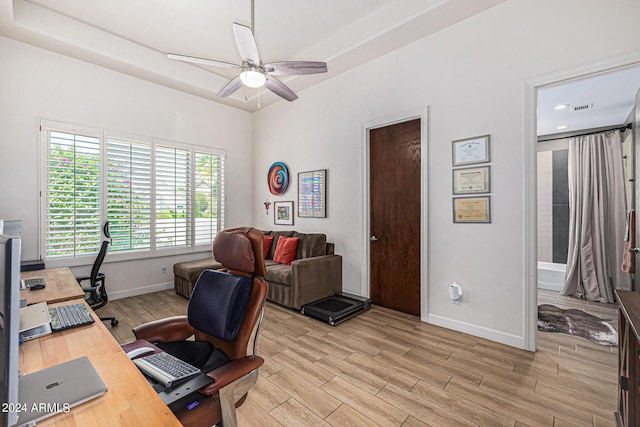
[{"x1": 301, "y1": 293, "x2": 371, "y2": 326}]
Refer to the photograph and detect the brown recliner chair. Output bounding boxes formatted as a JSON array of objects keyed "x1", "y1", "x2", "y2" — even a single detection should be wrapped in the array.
[{"x1": 132, "y1": 227, "x2": 268, "y2": 427}]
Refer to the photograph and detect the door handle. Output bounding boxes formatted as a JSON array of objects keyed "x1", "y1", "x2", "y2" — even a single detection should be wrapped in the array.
[
  {"x1": 369, "y1": 236, "x2": 378, "y2": 241},
  {"x1": 629, "y1": 247, "x2": 640, "y2": 253}
]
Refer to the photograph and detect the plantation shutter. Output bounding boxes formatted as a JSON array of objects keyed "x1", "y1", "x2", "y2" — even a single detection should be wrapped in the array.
[
  {"x1": 44, "y1": 130, "x2": 101, "y2": 258},
  {"x1": 106, "y1": 137, "x2": 152, "y2": 251},
  {"x1": 194, "y1": 151, "x2": 225, "y2": 246},
  {"x1": 155, "y1": 145, "x2": 191, "y2": 249}
]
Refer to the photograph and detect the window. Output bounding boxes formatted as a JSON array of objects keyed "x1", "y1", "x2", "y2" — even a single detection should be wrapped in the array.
[
  {"x1": 45, "y1": 130, "x2": 101, "y2": 259},
  {"x1": 106, "y1": 136, "x2": 152, "y2": 252},
  {"x1": 155, "y1": 145, "x2": 191, "y2": 249},
  {"x1": 41, "y1": 120, "x2": 225, "y2": 261},
  {"x1": 195, "y1": 151, "x2": 225, "y2": 245}
]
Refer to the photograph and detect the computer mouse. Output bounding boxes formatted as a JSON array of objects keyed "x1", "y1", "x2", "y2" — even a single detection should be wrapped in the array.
[{"x1": 29, "y1": 283, "x2": 46, "y2": 291}]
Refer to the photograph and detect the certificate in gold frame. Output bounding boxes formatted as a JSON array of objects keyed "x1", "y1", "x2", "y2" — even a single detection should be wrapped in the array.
[
  {"x1": 452, "y1": 135, "x2": 490, "y2": 166},
  {"x1": 453, "y1": 196, "x2": 491, "y2": 223},
  {"x1": 452, "y1": 166, "x2": 490, "y2": 195}
]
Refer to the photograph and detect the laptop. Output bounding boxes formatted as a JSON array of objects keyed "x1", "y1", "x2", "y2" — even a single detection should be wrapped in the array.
[
  {"x1": 17, "y1": 356, "x2": 108, "y2": 426},
  {"x1": 19, "y1": 302, "x2": 52, "y2": 341}
]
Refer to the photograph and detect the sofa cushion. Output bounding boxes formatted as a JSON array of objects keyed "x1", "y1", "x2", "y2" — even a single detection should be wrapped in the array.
[
  {"x1": 265, "y1": 262, "x2": 293, "y2": 286},
  {"x1": 263, "y1": 235, "x2": 274, "y2": 259},
  {"x1": 267, "y1": 231, "x2": 296, "y2": 259},
  {"x1": 294, "y1": 233, "x2": 327, "y2": 259},
  {"x1": 174, "y1": 258, "x2": 223, "y2": 282},
  {"x1": 273, "y1": 236, "x2": 299, "y2": 265}
]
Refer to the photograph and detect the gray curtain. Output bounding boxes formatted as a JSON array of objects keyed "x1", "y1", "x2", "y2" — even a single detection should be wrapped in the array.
[{"x1": 562, "y1": 131, "x2": 631, "y2": 302}]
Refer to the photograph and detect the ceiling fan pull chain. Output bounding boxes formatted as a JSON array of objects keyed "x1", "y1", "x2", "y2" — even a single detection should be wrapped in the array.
[{"x1": 258, "y1": 88, "x2": 261, "y2": 109}]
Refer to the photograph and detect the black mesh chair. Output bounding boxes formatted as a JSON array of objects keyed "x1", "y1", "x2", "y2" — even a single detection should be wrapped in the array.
[{"x1": 76, "y1": 222, "x2": 118, "y2": 327}]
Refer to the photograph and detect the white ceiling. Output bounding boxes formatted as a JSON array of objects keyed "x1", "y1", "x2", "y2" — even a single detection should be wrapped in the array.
[
  {"x1": 0, "y1": 0, "x2": 507, "y2": 111},
  {"x1": 537, "y1": 65, "x2": 640, "y2": 137},
  {"x1": 7, "y1": 0, "x2": 636, "y2": 122}
]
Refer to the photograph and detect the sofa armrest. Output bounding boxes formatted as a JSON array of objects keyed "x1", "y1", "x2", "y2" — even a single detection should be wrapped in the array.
[
  {"x1": 291, "y1": 254, "x2": 342, "y2": 310},
  {"x1": 132, "y1": 315, "x2": 195, "y2": 343}
]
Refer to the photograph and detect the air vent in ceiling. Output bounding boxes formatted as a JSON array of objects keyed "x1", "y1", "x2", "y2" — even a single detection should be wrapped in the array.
[{"x1": 573, "y1": 103, "x2": 593, "y2": 111}]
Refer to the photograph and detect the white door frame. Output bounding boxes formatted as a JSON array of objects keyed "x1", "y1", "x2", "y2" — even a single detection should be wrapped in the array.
[
  {"x1": 360, "y1": 106, "x2": 429, "y2": 321},
  {"x1": 523, "y1": 50, "x2": 640, "y2": 351}
]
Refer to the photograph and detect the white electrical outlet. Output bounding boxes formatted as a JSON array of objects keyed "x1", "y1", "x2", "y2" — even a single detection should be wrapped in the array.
[{"x1": 161, "y1": 265, "x2": 167, "y2": 273}]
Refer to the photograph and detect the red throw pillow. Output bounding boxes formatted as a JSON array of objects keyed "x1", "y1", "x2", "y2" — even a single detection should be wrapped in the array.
[
  {"x1": 273, "y1": 236, "x2": 299, "y2": 265},
  {"x1": 263, "y1": 235, "x2": 274, "y2": 259}
]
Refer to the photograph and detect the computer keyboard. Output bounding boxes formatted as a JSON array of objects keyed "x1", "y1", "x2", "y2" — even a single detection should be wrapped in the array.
[
  {"x1": 21, "y1": 277, "x2": 46, "y2": 290},
  {"x1": 133, "y1": 352, "x2": 200, "y2": 388},
  {"x1": 49, "y1": 303, "x2": 95, "y2": 331}
]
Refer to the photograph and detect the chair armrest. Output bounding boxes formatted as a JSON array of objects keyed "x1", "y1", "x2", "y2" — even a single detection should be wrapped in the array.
[
  {"x1": 199, "y1": 355, "x2": 264, "y2": 395},
  {"x1": 76, "y1": 276, "x2": 90, "y2": 284},
  {"x1": 291, "y1": 254, "x2": 343, "y2": 310},
  {"x1": 132, "y1": 315, "x2": 194, "y2": 343}
]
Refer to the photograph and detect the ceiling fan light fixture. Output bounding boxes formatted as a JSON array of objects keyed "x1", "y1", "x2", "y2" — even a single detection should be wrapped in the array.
[{"x1": 240, "y1": 69, "x2": 266, "y2": 88}]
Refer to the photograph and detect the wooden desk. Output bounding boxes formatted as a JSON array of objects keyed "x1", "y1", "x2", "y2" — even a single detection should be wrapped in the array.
[
  {"x1": 21, "y1": 267, "x2": 84, "y2": 305},
  {"x1": 19, "y1": 299, "x2": 181, "y2": 426}
]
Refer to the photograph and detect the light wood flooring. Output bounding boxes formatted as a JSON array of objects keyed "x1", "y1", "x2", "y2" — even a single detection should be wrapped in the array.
[{"x1": 101, "y1": 289, "x2": 619, "y2": 426}]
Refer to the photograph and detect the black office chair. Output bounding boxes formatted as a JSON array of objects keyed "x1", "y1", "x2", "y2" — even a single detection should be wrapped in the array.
[{"x1": 76, "y1": 221, "x2": 118, "y2": 327}]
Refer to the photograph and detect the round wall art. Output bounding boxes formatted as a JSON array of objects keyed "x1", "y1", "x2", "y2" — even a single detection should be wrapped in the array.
[{"x1": 268, "y1": 162, "x2": 289, "y2": 195}]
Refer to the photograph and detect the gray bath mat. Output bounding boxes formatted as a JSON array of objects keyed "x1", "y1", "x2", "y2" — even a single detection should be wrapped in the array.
[{"x1": 537, "y1": 304, "x2": 617, "y2": 346}]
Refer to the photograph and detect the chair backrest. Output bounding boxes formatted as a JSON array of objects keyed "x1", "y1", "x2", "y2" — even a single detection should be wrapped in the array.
[
  {"x1": 189, "y1": 227, "x2": 268, "y2": 361},
  {"x1": 90, "y1": 240, "x2": 110, "y2": 285}
]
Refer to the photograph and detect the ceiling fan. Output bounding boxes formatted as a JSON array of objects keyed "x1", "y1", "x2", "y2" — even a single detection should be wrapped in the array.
[{"x1": 167, "y1": 1, "x2": 327, "y2": 102}]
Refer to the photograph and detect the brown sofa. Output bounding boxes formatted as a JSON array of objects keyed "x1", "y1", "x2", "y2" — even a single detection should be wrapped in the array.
[{"x1": 173, "y1": 230, "x2": 342, "y2": 310}]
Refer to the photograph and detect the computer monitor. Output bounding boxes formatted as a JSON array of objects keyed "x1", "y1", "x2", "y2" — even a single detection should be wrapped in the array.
[
  {"x1": 0, "y1": 235, "x2": 20, "y2": 427},
  {"x1": 0, "y1": 222, "x2": 20, "y2": 239}
]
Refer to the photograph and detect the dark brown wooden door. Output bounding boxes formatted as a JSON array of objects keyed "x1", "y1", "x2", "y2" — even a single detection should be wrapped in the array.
[{"x1": 369, "y1": 118, "x2": 421, "y2": 315}]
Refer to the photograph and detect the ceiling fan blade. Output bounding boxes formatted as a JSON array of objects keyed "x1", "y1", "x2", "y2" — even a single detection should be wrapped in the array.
[
  {"x1": 264, "y1": 61, "x2": 327, "y2": 76},
  {"x1": 264, "y1": 75, "x2": 298, "y2": 102},
  {"x1": 167, "y1": 53, "x2": 241, "y2": 69},
  {"x1": 217, "y1": 76, "x2": 243, "y2": 98},
  {"x1": 233, "y1": 23, "x2": 260, "y2": 65}
]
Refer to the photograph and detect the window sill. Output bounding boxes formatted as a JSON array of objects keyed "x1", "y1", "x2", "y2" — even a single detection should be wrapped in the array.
[{"x1": 44, "y1": 246, "x2": 213, "y2": 269}]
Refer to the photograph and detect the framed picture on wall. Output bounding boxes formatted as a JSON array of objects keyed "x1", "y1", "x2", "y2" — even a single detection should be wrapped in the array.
[
  {"x1": 274, "y1": 201, "x2": 294, "y2": 225},
  {"x1": 298, "y1": 169, "x2": 327, "y2": 218},
  {"x1": 453, "y1": 196, "x2": 491, "y2": 223},
  {"x1": 452, "y1": 135, "x2": 490, "y2": 166},
  {"x1": 452, "y1": 166, "x2": 490, "y2": 195}
]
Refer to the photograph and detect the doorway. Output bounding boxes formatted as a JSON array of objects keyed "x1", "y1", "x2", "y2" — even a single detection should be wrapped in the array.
[
  {"x1": 368, "y1": 118, "x2": 421, "y2": 315},
  {"x1": 525, "y1": 55, "x2": 640, "y2": 351}
]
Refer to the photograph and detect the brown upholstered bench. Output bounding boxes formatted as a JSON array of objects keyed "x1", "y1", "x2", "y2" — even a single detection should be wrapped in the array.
[{"x1": 173, "y1": 258, "x2": 223, "y2": 298}]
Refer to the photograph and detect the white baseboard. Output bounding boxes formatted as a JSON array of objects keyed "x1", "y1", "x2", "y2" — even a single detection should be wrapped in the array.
[
  {"x1": 110, "y1": 281, "x2": 174, "y2": 301},
  {"x1": 427, "y1": 313, "x2": 527, "y2": 350}
]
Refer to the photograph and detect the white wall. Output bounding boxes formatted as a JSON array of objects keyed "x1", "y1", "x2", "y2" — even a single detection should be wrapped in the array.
[
  {"x1": 0, "y1": 36, "x2": 253, "y2": 298},
  {"x1": 252, "y1": 0, "x2": 640, "y2": 348}
]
